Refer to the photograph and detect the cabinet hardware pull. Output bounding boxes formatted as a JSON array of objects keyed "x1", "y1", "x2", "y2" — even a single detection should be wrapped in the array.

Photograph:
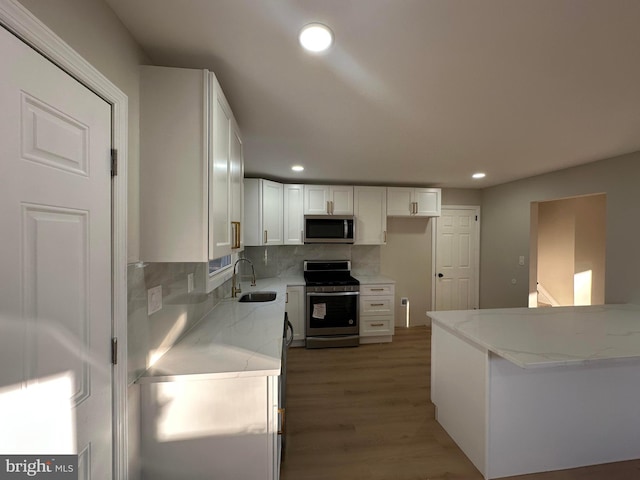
[
  {"x1": 331, "y1": 200, "x2": 334, "y2": 214},
  {"x1": 327, "y1": 200, "x2": 331, "y2": 214},
  {"x1": 371, "y1": 323, "x2": 384, "y2": 327},
  {"x1": 231, "y1": 221, "x2": 241, "y2": 249},
  {"x1": 370, "y1": 303, "x2": 385, "y2": 306},
  {"x1": 384, "y1": 230, "x2": 387, "y2": 243},
  {"x1": 371, "y1": 288, "x2": 384, "y2": 291},
  {"x1": 286, "y1": 292, "x2": 289, "y2": 303},
  {"x1": 264, "y1": 230, "x2": 268, "y2": 244},
  {"x1": 278, "y1": 408, "x2": 285, "y2": 435}
]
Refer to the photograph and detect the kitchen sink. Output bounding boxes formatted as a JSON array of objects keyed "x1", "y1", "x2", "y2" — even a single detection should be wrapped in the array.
[{"x1": 238, "y1": 291, "x2": 277, "y2": 303}]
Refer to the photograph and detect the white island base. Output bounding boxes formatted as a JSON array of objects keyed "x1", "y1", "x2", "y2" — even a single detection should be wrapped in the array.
[{"x1": 429, "y1": 305, "x2": 640, "y2": 479}]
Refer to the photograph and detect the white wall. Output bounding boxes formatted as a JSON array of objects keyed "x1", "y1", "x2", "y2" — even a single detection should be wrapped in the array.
[{"x1": 482, "y1": 151, "x2": 640, "y2": 308}]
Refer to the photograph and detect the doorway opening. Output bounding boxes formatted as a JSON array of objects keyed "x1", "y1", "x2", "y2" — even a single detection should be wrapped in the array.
[{"x1": 529, "y1": 193, "x2": 606, "y2": 307}]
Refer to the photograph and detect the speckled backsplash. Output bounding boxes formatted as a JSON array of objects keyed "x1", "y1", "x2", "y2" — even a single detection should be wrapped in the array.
[{"x1": 242, "y1": 245, "x2": 381, "y2": 278}]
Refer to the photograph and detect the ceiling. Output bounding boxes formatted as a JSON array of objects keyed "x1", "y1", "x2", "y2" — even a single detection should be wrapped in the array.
[{"x1": 105, "y1": 0, "x2": 640, "y2": 188}]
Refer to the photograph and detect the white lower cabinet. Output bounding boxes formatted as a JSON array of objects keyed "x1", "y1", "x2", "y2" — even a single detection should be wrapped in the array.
[
  {"x1": 359, "y1": 283, "x2": 395, "y2": 343},
  {"x1": 285, "y1": 285, "x2": 305, "y2": 346},
  {"x1": 140, "y1": 375, "x2": 280, "y2": 480}
]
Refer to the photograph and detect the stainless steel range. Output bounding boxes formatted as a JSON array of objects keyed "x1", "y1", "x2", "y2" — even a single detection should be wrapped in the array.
[{"x1": 304, "y1": 260, "x2": 360, "y2": 348}]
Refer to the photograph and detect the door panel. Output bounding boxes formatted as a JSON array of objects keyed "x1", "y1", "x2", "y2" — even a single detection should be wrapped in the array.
[
  {"x1": 435, "y1": 208, "x2": 479, "y2": 311},
  {"x1": 0, "y1": 26, "x2": 112, "y2": 476}
]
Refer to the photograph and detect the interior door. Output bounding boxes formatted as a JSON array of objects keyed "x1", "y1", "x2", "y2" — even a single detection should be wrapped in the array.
[
  {"x1": 434, "y1": 207, "x2": 480, "y2": 311},
  {"x1": 0, "y1": 26, "x2": 113, "y2": 477}
]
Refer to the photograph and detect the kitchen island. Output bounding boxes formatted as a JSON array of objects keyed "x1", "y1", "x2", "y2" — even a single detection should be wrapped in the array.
[
  {"x1": 428, "y1": 304, "x2": 640, "y2": 479},
  {"x1": 137, "y1": 277, "x2": 300, "y2": 480}
]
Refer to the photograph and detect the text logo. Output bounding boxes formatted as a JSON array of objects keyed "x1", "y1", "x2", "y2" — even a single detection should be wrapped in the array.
[{"x1": 0, "y1": 456, "x2": 77, "y2": 479}]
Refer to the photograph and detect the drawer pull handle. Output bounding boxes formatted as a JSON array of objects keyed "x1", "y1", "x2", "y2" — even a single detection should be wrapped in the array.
[
  {"x1": 370, "y1": 288, "x2": 384, "y2": 291},
  {"x1": 370, "y1": 303, "x2": 385, "y2": 306},
  {"x1": 371, "y1": 323, "x2": 384, "y2": 327}
]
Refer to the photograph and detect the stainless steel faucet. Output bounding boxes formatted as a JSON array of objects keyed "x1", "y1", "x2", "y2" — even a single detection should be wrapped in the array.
[{"x1": 232, "y1": 258, "x2": 256, "y2": 297}]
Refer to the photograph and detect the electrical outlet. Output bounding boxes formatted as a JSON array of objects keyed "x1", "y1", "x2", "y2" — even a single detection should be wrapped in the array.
[
  {"x1": 148, "y1": 285, "x2": 162, "y2": 315},
  {"x1": 401, "y1": 297, "x2": 409, "y2": 306},
  {"x1": 187, "y1": 273, "x2": 194, "y2": 293},
  {"x1": 519, "y1": 255, "x2": 525, "y2": 266}
]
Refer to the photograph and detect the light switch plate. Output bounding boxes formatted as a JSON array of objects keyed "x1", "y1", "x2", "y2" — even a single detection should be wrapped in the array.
[{"x1": 148, "y1": 285, "x2": 162, "y2": 315}]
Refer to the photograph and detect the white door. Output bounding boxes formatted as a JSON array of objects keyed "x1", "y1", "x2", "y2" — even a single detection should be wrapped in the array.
[
  {"x1": 434, "y1": 207, "x2": 480, "y2": 311},
  {"x1": 210, "y1": 74, "x2": 232, "y2": 259},
  {"x1": 0, "y1": 26, "x2": 112, "y2": 477},
  {"x1": 304, "y1": 185, "x2": 330, "y2": 214},
  {"x1": 263, "y1": 180, "x2": 283, "y2": 245},
  {"x1": 283, "y1": 184, "x2": 304, "y2": 245}
]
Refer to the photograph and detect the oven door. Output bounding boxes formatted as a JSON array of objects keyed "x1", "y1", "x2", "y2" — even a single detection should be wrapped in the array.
[{"x1": 306, "y1": 291, "x2": 359, "y2": 336}]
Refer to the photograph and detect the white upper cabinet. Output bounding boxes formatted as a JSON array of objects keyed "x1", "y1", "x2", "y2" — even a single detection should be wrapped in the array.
[
  {"x1": 387, "y1": 187, "x2": 441, "y2": 217},
  {"x1": 284, "y1": 184, "x2": 304, "y2": 245},
  {"x1": 304, "y1": 185, "x2": 354, "y2": 215},
  {"x1": 354, "y1": 186, "x2": 387, "y2": 245},
  {"x1": 244, "y1": 179, "x2": 283, "y2": 246},
  {"x1": 139, "y1": 66, "x2": 243, "y2": 262}
]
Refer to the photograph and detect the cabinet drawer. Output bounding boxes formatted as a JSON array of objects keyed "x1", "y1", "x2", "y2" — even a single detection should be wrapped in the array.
[
  {"x1": 360, "y1": 296, "x2": 394, "y2": 315},
  {"x1": 360, "y1": 316, "x2": 394, "y2": 336},
  {"x1": 361, "y1": 284, "x2": 394, "y2": 296}
]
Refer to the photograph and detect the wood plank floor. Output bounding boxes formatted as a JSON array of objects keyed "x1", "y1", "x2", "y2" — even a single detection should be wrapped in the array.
[{"x1": 280, "y1": 326, "x2": 640, "y2": 480}]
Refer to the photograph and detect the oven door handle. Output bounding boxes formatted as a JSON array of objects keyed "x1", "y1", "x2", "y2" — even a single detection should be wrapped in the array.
[{"x1": 306, "y1": 291, "x2": 360, "y2": 297}]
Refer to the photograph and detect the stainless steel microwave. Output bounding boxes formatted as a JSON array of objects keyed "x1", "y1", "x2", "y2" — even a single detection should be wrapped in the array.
[{"x1": 304, "y1": 215, "x2": 355, "y2": 244}]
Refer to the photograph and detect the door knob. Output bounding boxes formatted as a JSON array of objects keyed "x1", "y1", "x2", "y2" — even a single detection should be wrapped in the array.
[{"x1": 438, "y1": 273, "x2": 444, "y2": 278}]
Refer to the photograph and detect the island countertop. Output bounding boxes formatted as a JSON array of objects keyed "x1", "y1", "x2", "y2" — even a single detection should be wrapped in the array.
[
  {"x1": 137, "y1": 277, "x2": 301, "y2": 383},
  {"x1": 428, "y1": 304, "x2": 640, "y2": 369}
]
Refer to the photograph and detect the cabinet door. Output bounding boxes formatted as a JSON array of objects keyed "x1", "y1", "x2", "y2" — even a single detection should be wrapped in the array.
[
  {"x1": 284, "y1": 184, "x2": 304, "y2": 245},
  {"x1": 209, "y1": 75, "x2": 232, "y2": 259},
  {"x1": 139, "y1": 66, "x2": 209, "y2": 262},
  {"x1": 330, "y1": 186, "x2": 354, "y2": 215},
  {"x1": 414, "y1": 188, "x2": 441, "y2": 217},
  {"x1": 230, "y1": 122, "x2": 244, "y2": 251},
  {"x1": 263, "y1": 180, "x2": 283, "y2": 245},
  {"x1": 354, "y1": 186, "x2": 387, "y2": 244},
  {"x1": 304, "y1": 185, "x2": 330, "y2": 214},
  {"x1": 285, "y1": 286, "x2": 305, "y2": 343},
  {"x1": 386, "y1": 187, "x2": 414, "y2": 216}
]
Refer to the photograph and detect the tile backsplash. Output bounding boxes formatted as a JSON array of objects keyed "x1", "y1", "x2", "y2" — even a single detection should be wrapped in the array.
[
  {"x1": 243, "y1": 244, "x2": 381, "y2": 278},
  {"x1": 127, "y1": 262, "x2": 229, "y2": 384}
]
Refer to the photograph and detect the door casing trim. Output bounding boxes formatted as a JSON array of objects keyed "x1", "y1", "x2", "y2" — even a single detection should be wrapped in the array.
[{"x1": 0, "y1": 1, "x2": 129, "y2": 478}]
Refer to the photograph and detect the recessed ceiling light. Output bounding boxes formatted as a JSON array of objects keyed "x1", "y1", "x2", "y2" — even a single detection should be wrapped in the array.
[
  {"x1": 299, "y1": 23, "x2": 333, "y2": 53},
  {"x1": 472, "y1": 172, "x2": 486, "y2": 179},
  {"x1": 292, "y1": 165, "x2": 304, "y2": 172}
]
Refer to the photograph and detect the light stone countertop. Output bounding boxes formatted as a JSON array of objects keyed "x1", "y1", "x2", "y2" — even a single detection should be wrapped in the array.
[
  {"x1": 138, "y1": 277, "x2": 302, "y2": 383},
  {"x1": 428, "y1": 304, "x2": 640, "y2": 369}
]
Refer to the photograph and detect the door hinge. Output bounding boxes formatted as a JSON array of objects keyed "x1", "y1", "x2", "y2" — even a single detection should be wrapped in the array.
[
  {"x1": 111, "y1": 337, "x2": 118, "y2": 365},
  {"x1": 111, "y1": 149, "x2": 118, "y2": 177}
]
